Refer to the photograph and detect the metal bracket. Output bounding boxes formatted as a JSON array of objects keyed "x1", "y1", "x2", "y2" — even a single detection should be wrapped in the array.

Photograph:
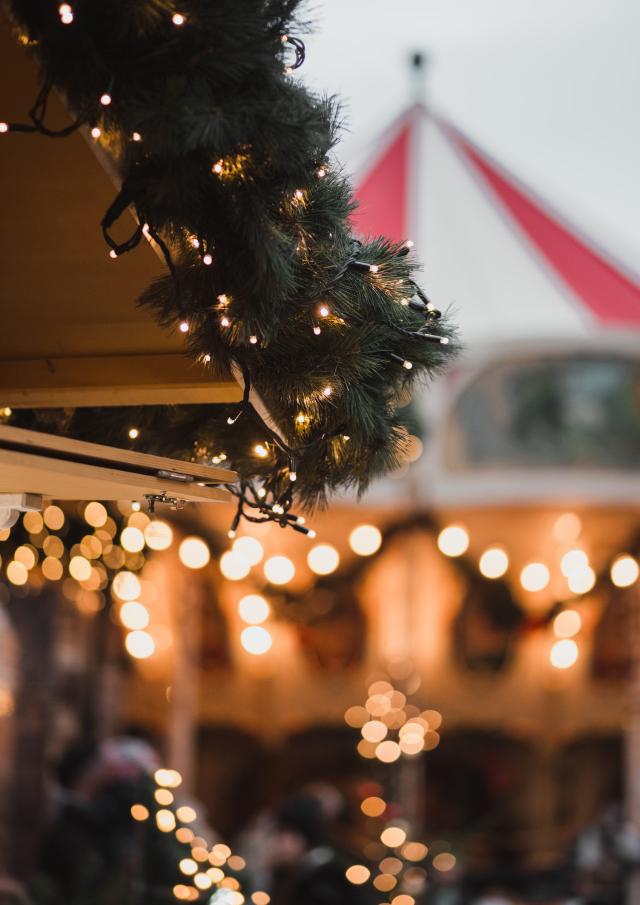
[{"x1": 144, "y1": 493, "x2": 187, "y2": 514}]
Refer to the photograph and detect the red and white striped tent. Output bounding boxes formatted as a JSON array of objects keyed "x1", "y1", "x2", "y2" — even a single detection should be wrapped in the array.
[
  {"x1": 351, "y1": 105, "x2": 640, "y2": 505},
  {"x1": 353, "y1": 104, "x2": 640, "y2": 341}
]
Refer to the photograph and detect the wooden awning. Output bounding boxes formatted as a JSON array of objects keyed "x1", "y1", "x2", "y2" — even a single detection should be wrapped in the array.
[
  {"x1": 0, "y1": 15, "x2": 242, "y2": 409},
  {"x1": 0, "y1": 425, "x2": 236, "y2": 507}
]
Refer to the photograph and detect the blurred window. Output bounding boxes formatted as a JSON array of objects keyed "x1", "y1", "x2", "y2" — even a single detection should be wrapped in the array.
[{"x1": 447, "y1": 355, "x2": 640, "y2": 469}]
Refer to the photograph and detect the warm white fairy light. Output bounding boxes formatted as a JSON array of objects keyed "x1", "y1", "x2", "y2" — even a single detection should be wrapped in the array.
[
  {"x1": 213, "y1": 161, "x2": 223, "y2": 174},
  {"x1": 179, "y1": 321, "x2": 189, "y2": 333},
  {"x1": 403, "y1": 360, "x2": 413, "y2": 370},
  {"x1": 319, "y1": 305, "x2": 330, "y2": 317},
  {"x1": 203, "y1": 353, "x2": 211, "y2": 363},
  {"x1": 238, "y1": 594, "x2": 270, "y2": 624},
  {"x1": 132, "y1": 131, "x2": 142, "y2": 141},
  {"x1": 178, "y1": 537, "x2": 210, "y2": 569},
  {"x1": 219, "y1": 551, "x2": 251, "y2": 581},
  {"x1": 313, "y1": 325, "x2": 321, "y2": 335},
  {"x1": 109, "y1": 249, "x2": 118, "y2": 259},
  {"x1": 257, "y1": 488, "x2": 267, "y2": 499},
  {"x1": 317, "y1": 167, "x2": 326, "y2": 178},
  {"x1": 221, "y1": 316, "x2": 230, "y2": 327},
  {"x1": 322, "y1": 385, "x2": 332, "y2": 397},
  {"x1": 90, "y1": 126, "x2": 101, "y2": 139},
  {"x1": 0, "y1": 123, "x2": 9, "y2": 133},
  {"x1": 308, "y1": 544, "x2": 340, "y2": 575},
  {"x1": 125, "y1": 630, "x2": 155, "y2": 659},
  {"x1": 479, "y1": 546, "x2": 509, "y2": 579},
  {"x1": 100, "y1": 93, "x2": 112, "y2": 106},
  {"x1": 203, "y1": 253, "x2": 213, "y2": 265},
  {"x1": 233, "y1": 537, "x2": 264, "y2": 566},
  {"x1": 349, "y1": 524, "x2": 382, "y2": 556},
  {"x1": 254, "y1": 444, "x2": 269, "y2": 458},
  {"x1": 264, "y1": 555, "x2": 295, "y2": 585},
  {"x1": 128, "y1": 427, "x2": 139, "y2": 439},
  {"x1": 369, "y1": 264, "x2": 379, "y2": 273},
  {"x1": 249, "y1": 335, "x2": 258, "y2": 344},
  {"x1": 172, "y1": 12, "x2": 186, "y2": 25}
]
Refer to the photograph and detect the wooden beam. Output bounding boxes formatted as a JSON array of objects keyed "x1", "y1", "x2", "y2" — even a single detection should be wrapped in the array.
[{"x1": 0, "y1": 354, "x2": 243, "y2": 408}]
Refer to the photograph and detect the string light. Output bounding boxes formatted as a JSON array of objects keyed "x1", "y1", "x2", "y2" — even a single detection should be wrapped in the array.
[
  {"x1": 550, "y1": 638, "x2": 578, "y2": 669},
  {"x1": 203, "y1": 253, "x2": 213, "y2": 265},
  {"x1": 313, "y1": 325, "x2": 321, "y2": 335},
  {"x1": 213, "y1": 161, "x2": 223, "y2": 174},
  {"x1": 179, "y1": 537, "x2": 210, "y2": 569},
  {"x1": 254, "y1": 444, "x2": 269, "y2": 458},
  {"x1": 322, "y1": 385, "x2": 332, "y2": 397},
  {"x1": 240, "y1": 625, "x2": 272, "y2": 655},
  {"x1": 128, "y1": 427, "x2": 139, "y2": 439},
  {"x1": 132, "y1": 131, "x2": 142, "y2": 141},
  {"x1": 520, "y1": 562, "x2": 550, "y2": 592},
  {"x1": 249, "y1": 335, "x2": 258, "y2": 344},
  {"x1": 179, "y1": 320, "x2": 189, "y2": 333},
  {"x1": 221, "y1": 316, "x2": 230, "y2": 327},
  {"x1": 478, "y1": 546, "x2": 509, "y2": 578},
  {"x1": 349, "y1": 524, "x2": 382, "y2": 556},
  {"x1": 317, "y1": 167, "x2": 326, "y2": 178},
  {"x1": 90, "y1": 126, "x2": 101, "y2": 139},
  {"x1": 172, "y1": 12, "x2": 186, "y2": 25},
  {"x1": 0, "y1": 122, "x2": 9, "y2": 134},
  {"x1": 109, "y1": 249, "x2": 118, "y2": 259},
  {"x1": 100, "y1": 93, "x2": 112, "y2": 106},
  {"x1": 319, "y1": 305, "x2": 330, "y2": 317}
]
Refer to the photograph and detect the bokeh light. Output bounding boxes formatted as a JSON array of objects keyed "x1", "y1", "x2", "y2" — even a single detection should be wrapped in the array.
[
  {"x1": 238, "y1": 595, "x2": 270, "y2": 624},
  {"x1": 560, "y1": 549, "x2": 589, "y2": 577},
  {"x1": 553, "y1": 609, "x2": 581, "y2": 638},
  {"x1": 478, "y1": 546, "x2": 509, "y2": 579},
  {"x1": 361, "y1": 796, "x2": 386, "y2": 817},
  {"x1": 380, "y1": 826, "x2": 407, "y2": 848},
  {"x1": 264, "y1": 555, "x2": 295, "y2": 585},
  {"x1": 520, "y1": 562, "x2": 550, "y2": 592},
  {"x1": 376, "y1": 741, "x2": 401, "y2": 763},
  {"x1": 69, "y1": 555, "x2": 92, "y2": 581},
  {"x1": 144, "y1": 520, "x2": 173, "y2": 551},
  {"x1": 119, "y1": 601, "x2": 149, "y2": 630},
  {"x1": 433, "y1": 853, "x2": 456, "y2": 872},
  {"x1": 7, "y1": 561, "x2": 28, "y2": 586},
  {"x1": 361, "y1": 720, "x2": 388, "y2": 743},
  {"x1": 112, "y1": 571, "x2": 141, "y2": 601},
  {"x1": 550, "y1": 638, "x2": 578, "y2": 669},
  {"x1": 567, "y1": 566, "x2": 595, "y2": 595},
  {"x1": 437, "y1": 525, "x2": 469, "y2": 557},
  {"x1": 307, "y1": 543, "x2": 340, "y2": 575},
  {"x1": 179, "y1": 537, "x2": 210, "y2": 569},
  {"x1": 220, "y1": 551, "x2": 251, "y2": 581},
  {"x1": 345, "y1": 866, "x2": 371, "y2": 885},
  {"x1": 611, "y1": 554, "x2": 639, "y2": 588},
  {"x1": 155, "y1": 768, "x2": 182, "y2": 788},
  {"x1": 349, "y1": 524, "x2": 382, "y2": 556},
  {"x1": 125, "y1": 630, "x2": 155, "y2": 659},
  {"x1": 130, "y1": 804, "x2": 149, "y2": 821},
  {"x1": 121, "y1": 526, "x2": 145, "y2": 553},
  {"x1": 232, "y1": 536, "x2": 264, "y2": 566},
  {"x1": 553, "y1": 512, "x2": 582, "y2": 542},
  {"x1": 241, "y1": 626, "x2": 273, "y2": 655}
]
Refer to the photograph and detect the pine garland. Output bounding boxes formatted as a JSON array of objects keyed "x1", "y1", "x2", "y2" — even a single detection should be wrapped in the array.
[{"x1": 4, "y1": 0, "x2": 457, "y2": 530}]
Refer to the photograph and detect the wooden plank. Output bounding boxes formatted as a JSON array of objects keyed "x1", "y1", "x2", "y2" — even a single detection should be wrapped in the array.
[
  {"x1": 0, "y1": 425, "x2": 236, "y2": 484},
  {"x1": 0, "y1": 447, "x2": 232, "y2": 503},
  {"x1": 0, "y1": 354, "x2": 243, "y2": 408}
]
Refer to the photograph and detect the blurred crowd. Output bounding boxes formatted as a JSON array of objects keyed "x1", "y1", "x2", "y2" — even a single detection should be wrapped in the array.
[{"x1": 0, "y1": 735, "x2": 636, "y2": 905}]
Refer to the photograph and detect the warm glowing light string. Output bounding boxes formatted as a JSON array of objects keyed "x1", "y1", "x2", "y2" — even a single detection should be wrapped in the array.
[{"x1": 2, "y1": 0, "x2": 457, "y2": 536}]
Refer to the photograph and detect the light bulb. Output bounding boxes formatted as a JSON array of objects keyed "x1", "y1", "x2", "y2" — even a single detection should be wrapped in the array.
[
  {"x1": 219, "y1": 551, "x2": 251, "y2": 581},
  {"x1": 295, "y1": 189, "x2": 304, "y2": 200},
  {"x1": 203, "y1": 353, "x2": 211, "y2": 363},
  {"x1": 405, "y1": 240, "x2": 414, "y2": 249},
  {"x1": 0, "y1": 123, "x2": 9, "y2": 133},
  {"x1": 179, "y1": 537, "x2": 210, "y2": 569},
  {"x1": 249, "y1": 335, "x2": 258, "y2": 344},
  {"x1": 221, "y1": 316, "x2": 230, "y2": 327},
  {"x1": 313, "y1": 326, "x2": 321, "y2": 335},
  {"x1": 520, "y1": 562, "x2": 550, "y2": 592},
  {"x1": 232, "y1": 536, "x2": 264, "y2": 566},
  {"x1": 203, "y1": 253, "x2": 212, "y2": 265},
  {"x1": 289, "y1": 470, "x2": 297, "y2": 482},
  {"x1": 109, "y1": 249, "x2": 118, "y2": 259},
  {"x1": 132, "y1": 131, "x2": 142, "y2": 141},
  {"x1": 238, "y1": 594, "x2": 270, "y2": 624},
  {"x1": 403, "y1": 360, "x2": 413, "y2": 370},
  {"x1": 322, "y1": 386, "x2": 332, "y2": 397},
  {"x1": 191, "y1": 237, "x2": 200, "y2": 248},
  {"x1": 369, "y1": 264, "x2": 379, "y2": 273},
  {"x1": 172, "y1": 12, "x2": 186, "y2": 25},
  {"x1": 441, "y1": 337, "x2": 450, "y2": 345},
  {"x1": 213, "y1": 161, "x2": 223, "y2": 174},
  {"x1": 479, "y1": 546, "x2": 509, "y2": 579},
  {"x1": 264, "y1": 556, "x2": 295, "y2": 585},
  {"x1": 217, "y1": 293, "x2": 228, "y2": 305},
  {"x1": 90, "y1": 126, "x2": 101, "y2": 139},
  {"x1": 128, "y1": 427, "x2": 139, "y2": 439},
  {"x1": 179, "y1": 321, "x2": 189, "y2": 333},
  {"x1": 317, "y1": 167, "x2": 326, "y2": 178},
  {"x1": 550, "y1": 638, "x2": 578, "y2": 669},
  {"x1": 307, "y1": 544, "x2": 340, "y2": 575},
  {"x1": 319, "y1": 305, "x2": 330, "y2": 317},
  {"x1": 254, "y1": 444, "x2": 268, "y2": 458},
  {"x1": 100, "y1": 93, "x2": 112, "y2": 106},
  {"x1": 611, "y1": 555, "x2": 639, "y2": 588}
]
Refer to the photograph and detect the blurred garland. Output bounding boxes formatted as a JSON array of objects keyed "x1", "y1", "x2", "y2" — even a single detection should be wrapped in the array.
[{"x1": 3, "y1": 0, "x2": 457, "y2": 533}]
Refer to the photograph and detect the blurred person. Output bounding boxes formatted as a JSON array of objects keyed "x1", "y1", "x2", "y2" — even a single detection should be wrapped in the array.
[
  {"x1": 269, "y1": 793, "x2": 375, "y2": 905},
  {"x1": 572, "y1": 802, "x2": 640, "y2": 904}
]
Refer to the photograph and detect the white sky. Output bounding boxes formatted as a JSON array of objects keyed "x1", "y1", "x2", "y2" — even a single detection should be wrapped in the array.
[{"x1": 299, "y1": 0, "x2": 640, "y2": 264}]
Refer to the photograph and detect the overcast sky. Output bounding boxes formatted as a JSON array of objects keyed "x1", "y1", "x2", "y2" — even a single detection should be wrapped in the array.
[{"x1": 299, "y1": 0, "x2": 640, "y2": 263}]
